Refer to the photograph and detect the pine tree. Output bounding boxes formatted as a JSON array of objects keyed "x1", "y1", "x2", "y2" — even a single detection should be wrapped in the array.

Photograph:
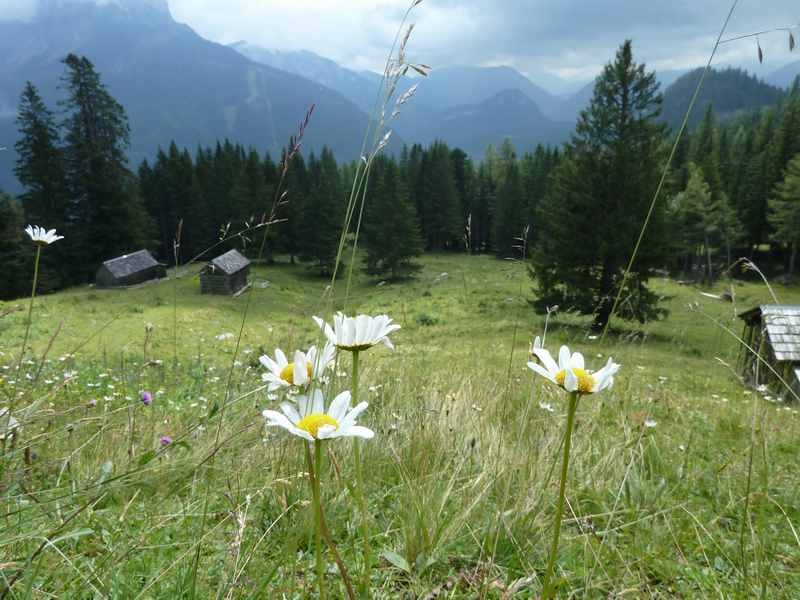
[
  {"x1": 299, "y1": 148, "x2": 343, "y2": 276},
  {"x1": 468, "y1": 163, "x2": 495, "y2": 252},
  {"x1": 768, "y1": 152, "x2": 800, "y2": 274},
  {"x1": 60, "y1": 54, "x2": 152, "y2": 280},
  {"x1": 673, "y1": 163, "x2": 743, "y2": 282},
  {"x1": 14, "y1": 82, "x2": 68, "y2": 228},
  {"x1": 361, "y1": 156, "x2": 423, "y2": 279},
  {"x1": 493, "y1": 154, "x2": 526, "y2": 258},
  {"x1": 14, "y1": 82, "x2": 69, "y2": 289},
  {"x1": 416, "y1": 142, "x2": 461, "y2": 250},
  {"x1": 529, "y1": 40, "x2": 669, "y2": 328},
  {"x1": 0, "y1": 191, "x2": 28, "y2": 300},
  {"x1": 737, "y1": 110, "x2": 777, "y2": 251}
]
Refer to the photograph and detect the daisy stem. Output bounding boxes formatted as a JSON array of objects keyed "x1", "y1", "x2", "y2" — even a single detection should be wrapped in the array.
[
  {"x1": 11, "y1": 245, "x2": 42, "y2": 415},
  {"x1": 542, "y1": 390, "x2": 579, "y2": 600},
  {"x1": 351, "y1": 350, "x2": 371, "y2": 597},
  {"x1": 306, "y1": 440, "x2": 326, "y2": 600}
]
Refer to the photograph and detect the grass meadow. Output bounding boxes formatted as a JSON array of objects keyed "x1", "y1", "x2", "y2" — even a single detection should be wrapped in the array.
[{"x1": 1, "y1": 252, "x2": 800, "y2": 598}]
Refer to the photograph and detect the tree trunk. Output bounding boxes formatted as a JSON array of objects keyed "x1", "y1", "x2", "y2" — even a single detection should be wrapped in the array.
[
  {"x1": 592, "y1": 262, "x2": 614, "y2": 330},
  {"x1": 790, "y1": 242, "x2": 797, "y2": 275}
]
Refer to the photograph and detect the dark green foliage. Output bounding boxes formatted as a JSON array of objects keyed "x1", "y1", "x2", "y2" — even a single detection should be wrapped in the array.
[
  {"x1": 362, "y1": 155, "x2": 424, "y2": 279},
  {"x1": 768, "y1": 153, "x2": 800, "y2": 274},
  {"x1": 415, "y1": 142, "x2": 463, "y2": 250},
  {"x1": 671, "y1": 164, "x2": 742, "y2": 282},
  {"x1": 530, "y1": 41, "x2": 669, "y2": 328},
  {"x1": 277, "y1": 151, "x2": 309, "y2": 265},
  {"x1": 0, "y1": 191, "x2": 28, "y2": 300},
  {"x1": 661, "y1": 67, "x2": 784, "y2": 131},
  {"x1": 493, "y1": 146, "x2": 526, "y2": 258},
  {"x1": 466, "y1": 164, "x2": 495, "y2": 253},
  {"x1": 60, "y1": 54, "x2": 153, "y2": 281},
  {"x1": 13, "y1": 82, "x2": 69, "y2": 290},
  {"x1": 14, "y1": 83, "x2": 67, "y2": 230},
  {"x1": 299, "y1": 148, "x2": 345, "y2": 276}
]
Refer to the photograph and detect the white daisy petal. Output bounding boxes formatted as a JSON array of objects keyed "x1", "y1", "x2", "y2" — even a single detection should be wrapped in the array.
[
  {"x1": 570, "y1": 352, "x2": 585, "y2": 370},
  {"x1": 527, "y1": 361, "x2": 557, "y2": 384},
  {"x1": 339, "y1": 401, "x2": 369, "y2": 430},
  {"x1": 280, "y1": 402, "x2": 301, "y2": 424},
  {"x1": 558, "y1": 346, "x2": 571, "y2": 370},
  {"x1": 296, "y1": 394, "x2": 313, "y2": 417},
  {"x1": 292, "y1": 350, "x2": 308, "y2": 386},
  {"x1": 564, "y1": 368, "x2": 578, "y2": 392},
  {"x1": 328, "y1": 391, "x2": 351, "y2": 421},
  {"x1": 274, "y1": 348, "x2": 288, "y2": 367},
  {"x1": 310, "y1": 389, "x2": 325, "y2": 414},
  {"x1": 532, "y1": 347, "x2": 559, "y2": 374},
  {"x1": 343, "y1": 425, "x2": 374, "y2": 439}
]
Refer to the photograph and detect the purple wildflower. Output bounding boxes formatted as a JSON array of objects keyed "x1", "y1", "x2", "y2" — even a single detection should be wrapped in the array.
[
  {"x1": 160, "y1": 435, "x2": 173, "y2": 447},
  {"x1": 140, "y1": 391, "x2": 152, "y2": 406},
  {"x1": 88, "y1": 399, "x2": 97, "y2": 408}
]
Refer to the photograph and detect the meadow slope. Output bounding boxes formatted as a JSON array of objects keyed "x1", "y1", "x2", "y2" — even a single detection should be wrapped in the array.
[{"x1": 1, "y1": 253, "x2": 799, "y2": 598}]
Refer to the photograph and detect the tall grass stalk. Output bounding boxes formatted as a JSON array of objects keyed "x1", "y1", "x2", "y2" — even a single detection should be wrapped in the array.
[
  {"x1": 306, "y1": 440, "x2": 327, "y2": 599},
  {"x1": 10, "y1": 244, "x2": 42, "y2": 418},
  {"x1": 350, "y1": 350, "x2": 372, "y2": 596},
  {"x1": 542, "y1": 390, "x2": 579, "y2": 600}
]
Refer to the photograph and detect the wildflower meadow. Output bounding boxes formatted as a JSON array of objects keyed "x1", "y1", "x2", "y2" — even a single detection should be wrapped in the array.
[{"x1": 2, "y1": 2, "x2": 800, "y2": 598}]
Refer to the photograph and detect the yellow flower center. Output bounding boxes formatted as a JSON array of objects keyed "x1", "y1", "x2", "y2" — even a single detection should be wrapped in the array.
[
  {"x1": 555, "y1": 368, "x2": 596, "y2": 394},
  {"x1": 297, "y1": 413, "x2": 339, "y2": 438},
  {"x1": 279, "y1": 362, "x2": 313, "y2": 385}
]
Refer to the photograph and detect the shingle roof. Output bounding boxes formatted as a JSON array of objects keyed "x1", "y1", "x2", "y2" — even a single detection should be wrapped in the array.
[
  {"x1": 740, "y1": 305, "x2": 800, "y2": 362},
  {"x1": 208, "y1": 249, "x2": 250, "y2": 275},
  {"x1": 102, "y1": 250, "x2": 159, "y2": 279}
]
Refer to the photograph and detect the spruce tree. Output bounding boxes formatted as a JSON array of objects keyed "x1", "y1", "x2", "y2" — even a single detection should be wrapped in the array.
[
  {"x1": 493, "y1": 154, "x2": 526, "y2": 258},
  {"x1": 14, "y1": 82, "x2": 68, "y2": 229},
  {"x1": 275, "y1": 149, "x2": 307, "y2": 264},
  {"x1": 361, "y1": 156, "x2": 423, "y2": 279},
  {"x1": 60, "y1": 54, "x2": 152, "y2": 280},
  {"x1": 0, "y1": 191, "x2": 27, "y2": 300},
  {"x1": 14, "y1": 82, "x2": 69, "y2": 289},
  {"x1": 529, "y1": 41, "x2": 669, "y2": 328},
  {"x1": 298, "y1": 148, "x2": 343, "y2": 276},
  {"x1": 768, "y1": 152, "x2": 800, "y2": 274},
  {"x1": 468, "y1": 163, "x2": 495, "y2": 252},
  {"x1": 416, "y1": 142, "x2": 461, "y2": 250}
]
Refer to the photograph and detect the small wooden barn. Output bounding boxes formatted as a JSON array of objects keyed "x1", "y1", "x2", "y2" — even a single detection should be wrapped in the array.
[
  {"x1": 200, "y1": 249, "x2": 250, "y2": 295},
  {"x1": 738, "y1": 304, "x2": 800, "y2": 401},
  {"x1": 95, "y1": 250, "x2": 167, "y2": 288}
]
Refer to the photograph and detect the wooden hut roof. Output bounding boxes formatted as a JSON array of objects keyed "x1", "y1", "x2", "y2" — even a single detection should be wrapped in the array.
[
  {"x1": 206, "y1": 249, "x2": 250, "y2": 275},
  {"x1": 101, "y1": 250, "x2": 160, "y2": 279},
  {"x1": 738, "y1": 305, "x2": 800, "y2": 362}
]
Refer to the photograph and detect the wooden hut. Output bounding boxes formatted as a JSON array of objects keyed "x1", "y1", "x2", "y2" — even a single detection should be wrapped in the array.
[
  {"x1": 738, "y1": 304, "x2": 800, "y2": 401},
  {"x1": 200, "y1": 249, "x2": 250, "y2": 295},
  {"x1": 95, "y1": 250, "x2": 166, "y2": 288}
]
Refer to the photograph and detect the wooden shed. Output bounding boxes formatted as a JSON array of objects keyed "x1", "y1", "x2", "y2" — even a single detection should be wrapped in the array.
[
  {"x1": 738, "y1": 304, "x2": 800, "y2": 401},
  {"x1": 200, "y1": 249, "x2": 250, "y2": 295},
  {"x1": 95, "y1": 250, "x2": 167, "y2": 288}
]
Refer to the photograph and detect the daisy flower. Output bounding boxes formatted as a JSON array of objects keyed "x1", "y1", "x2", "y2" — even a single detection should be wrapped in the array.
[
  {"x1": 313, "y1": 312, "x2": 400, "y2": 352},
  {"x1": 25, "y1": 225, "x2": 64, "y2": 246},
  {"x1": 528, "y1": 344, "x2": 620, "y2": 395},
  {"x1": 262, "y1": 389, "x2": 374, "y2": 441},
  {"x1": 259, "y1": 342, "x2": 335, "y2": 391}
]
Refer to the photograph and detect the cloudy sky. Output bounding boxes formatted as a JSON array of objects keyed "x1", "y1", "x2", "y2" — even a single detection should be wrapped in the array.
[
  {"x1": 2, "y1": 0, "x2": 799, "y2": 91},
  {"x1": 167, "y1": 0, "x2": 800, "y2": 90}
]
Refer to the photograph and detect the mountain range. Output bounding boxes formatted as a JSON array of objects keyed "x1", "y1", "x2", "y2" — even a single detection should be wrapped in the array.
[{"x1": 0, "y1": 0, "x2": 795, "y2": 192}]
